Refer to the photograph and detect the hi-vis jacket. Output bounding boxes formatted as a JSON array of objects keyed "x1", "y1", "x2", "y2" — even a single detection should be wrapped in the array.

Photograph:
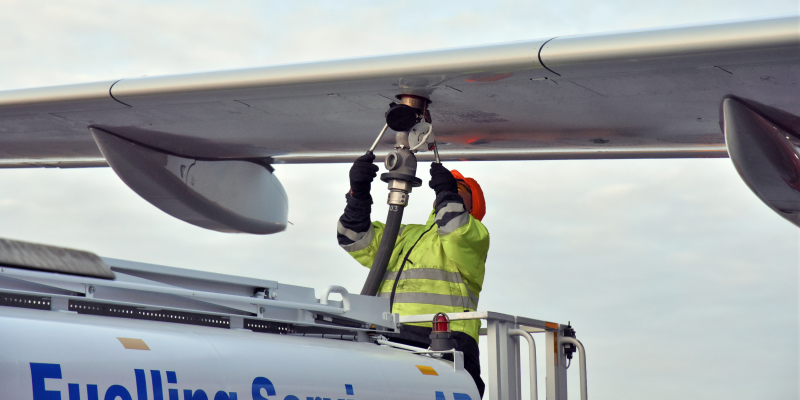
[{"x1": 337, "y1": 192, "x2": 489, "y2": 341}]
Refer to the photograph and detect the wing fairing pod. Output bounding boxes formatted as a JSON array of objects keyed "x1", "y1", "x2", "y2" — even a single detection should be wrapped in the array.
[
  {"x1": 723, "y1": 97, "x2": 800, "y2": 227},
  {"x1": 90, "y1": 128, "x2": 288, "y2": 234}
]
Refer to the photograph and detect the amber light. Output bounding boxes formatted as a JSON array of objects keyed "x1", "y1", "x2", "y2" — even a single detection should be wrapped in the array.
[{"x1": 432, "y1": 312, "x2": 450, "y2": 333}]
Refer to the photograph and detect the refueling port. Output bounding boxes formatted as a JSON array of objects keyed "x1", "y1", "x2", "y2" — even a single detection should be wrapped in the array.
[
  {"x1": 379, "y1": 95, "x2": 431, "y2": 207},
  {"x1": 385, "y1": 104, "x2": 418, "y2": 132},
  {"x1": 398, "y1": 94, "x2": 429, "y2": 112},
  {"x1": 384, "y1": 95, "x2": 432, "y2": 132},
  {"x1": 399, "y1": 94, "x2": 433, "y2": 124},
  {"x1": 360, "y1": 95, "x2": 434, "y2": 297}
]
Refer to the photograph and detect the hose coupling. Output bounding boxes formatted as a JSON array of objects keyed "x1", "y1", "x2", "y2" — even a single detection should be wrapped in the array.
[{"x1": 387, "y1": 189, "x2": 408, "y2": 206}]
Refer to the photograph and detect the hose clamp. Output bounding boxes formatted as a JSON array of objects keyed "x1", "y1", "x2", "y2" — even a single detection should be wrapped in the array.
[{"x1": 387, "y1": 190, "x2": 408, "y2": 206}]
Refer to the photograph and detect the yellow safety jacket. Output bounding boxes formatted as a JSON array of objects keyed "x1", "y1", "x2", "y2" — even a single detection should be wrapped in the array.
[{"x1": 345, "y1": 210, "x2": 489, "y2": 341}]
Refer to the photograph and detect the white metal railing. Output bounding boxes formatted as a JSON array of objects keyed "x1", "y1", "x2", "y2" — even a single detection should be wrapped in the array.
[
  {"x1": 400, "y1": 311, "x2": 587, "y2": 400},
  {"x1": 509, "y1": 329, "x2": 538, "y2": 400},
  {"x1": 560, "y1": 337, "x2": 587, "y2": 400},
  {"x1": 318, "y1": 285, "x2": 351, "y2": 312}
]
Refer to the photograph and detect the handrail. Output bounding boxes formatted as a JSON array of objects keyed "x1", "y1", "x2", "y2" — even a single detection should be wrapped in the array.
[
  {"x1": 398, "y1": 312, "x2": 585, "y2": 400},
  {"x1": 560, "y1": 337, "x2": 587, "y2": 400},
  {"x1": 319, "y1": 285, "x2": 351, "y2": 312},
  {"x1": 375, "y1": 338, "x2": 428, "y2": 352},
  {"x1": 376, "y1": 339, "x2": 466, "y2": 372},
  {"x1": 0, "y1": 266, "x2": 347, "y2": 315},
  {"x1": 509, "y1": 329, "x2": 538, "y2": 400}
]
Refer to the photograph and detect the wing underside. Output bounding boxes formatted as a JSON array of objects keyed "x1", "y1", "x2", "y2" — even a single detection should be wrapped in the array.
[{"x1": 0, "y1": 15, "x2": 796, "y2": 168}]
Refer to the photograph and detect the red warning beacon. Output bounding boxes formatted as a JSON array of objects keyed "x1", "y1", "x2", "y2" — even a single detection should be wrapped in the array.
[
  {"x1": 433, "y1": 312, "x2": 451, "y2": 333},
  {"x1": 429, "y1": 312, "x2": 453, "y2": 351}
]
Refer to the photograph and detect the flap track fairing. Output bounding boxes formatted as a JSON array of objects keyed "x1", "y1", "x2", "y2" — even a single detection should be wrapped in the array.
[
  {"x1": 723, "y1": 97, "x2": 800, "y2": 227},
  {"x1": 90, "y1": 128, "x2": 288, "y2": 234}
]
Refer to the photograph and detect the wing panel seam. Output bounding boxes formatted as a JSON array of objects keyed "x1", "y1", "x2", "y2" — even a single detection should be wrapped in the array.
[
  {"x1": 538, "y1": 37, "x2": 561, "y2": 76},
  {"x1": 109, "y1": 79, "x2": 132, "y2": 107}
]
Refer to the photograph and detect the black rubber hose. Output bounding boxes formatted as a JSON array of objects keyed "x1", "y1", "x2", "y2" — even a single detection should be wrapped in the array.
[{"x1": 360, "y1": 205, "x2": 405, "y2": 296}]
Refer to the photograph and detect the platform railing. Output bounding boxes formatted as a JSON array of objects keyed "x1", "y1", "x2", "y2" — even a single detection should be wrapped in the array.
[{"x1": 400, "y1": 311, "x2": 587, "y2": 400}]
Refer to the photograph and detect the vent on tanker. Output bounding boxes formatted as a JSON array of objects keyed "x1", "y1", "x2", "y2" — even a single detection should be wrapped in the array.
[
  {"x1": 244, "y1": 318, "x2": 359, "y2": 340},
  {"x1": 244, "y1": 319, "x2": 293, "y2": 334},
  {"x1": 0, "y1": 292, "x2": 51, "y2": 310},
  {"x1": 69, "y1": 300, "x2": 230, "y2": 328}
]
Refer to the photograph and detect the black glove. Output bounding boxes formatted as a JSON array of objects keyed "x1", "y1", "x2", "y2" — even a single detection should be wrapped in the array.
[
  {"x1": 429, "y1": 162, "x2": 457, "y2": 195},
  {"x1": 349, "y1": 152, "x2": 379, "y2": 200}
]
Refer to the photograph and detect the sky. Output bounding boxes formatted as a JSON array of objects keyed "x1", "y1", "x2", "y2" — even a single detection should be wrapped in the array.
[{"x1": 0, "y1": 1, "x2": 798, "y2": 399}]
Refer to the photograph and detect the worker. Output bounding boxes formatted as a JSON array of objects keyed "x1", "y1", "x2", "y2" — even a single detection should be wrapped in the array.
[{"x1": 337, "y1": 153, "x2": 489, "y2": 397}]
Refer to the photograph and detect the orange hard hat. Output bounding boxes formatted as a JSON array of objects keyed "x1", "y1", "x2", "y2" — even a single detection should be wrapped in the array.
[{"x1": 450, "y1": 170, "x2": 485, "y2": 221}]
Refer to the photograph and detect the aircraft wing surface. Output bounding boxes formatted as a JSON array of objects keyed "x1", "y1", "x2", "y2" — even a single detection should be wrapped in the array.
[
  {"x1": 1, "y1": 15, "x2": 797, "y2": 168},
  {"x1": 2, "y1": 15, "x2": 799, "y2": 234}
]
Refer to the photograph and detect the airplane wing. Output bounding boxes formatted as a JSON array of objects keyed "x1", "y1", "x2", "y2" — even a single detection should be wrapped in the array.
[{"x1": 1, "y1": 15, "x2": 797, "y2": 232}]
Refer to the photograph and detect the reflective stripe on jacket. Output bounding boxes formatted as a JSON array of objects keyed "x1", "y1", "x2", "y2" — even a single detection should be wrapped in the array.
[{"x1": 341, "y1": 209, "x2": 489, "y2": 342}]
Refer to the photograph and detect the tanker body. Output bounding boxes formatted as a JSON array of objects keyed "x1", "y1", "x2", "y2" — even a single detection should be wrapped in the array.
[
  {"x1": 0, "y1": 306, "x2": 478, "y2": 400},
  {"x1": 0, "y1": 243, "x2": 479, "y2": 400}
]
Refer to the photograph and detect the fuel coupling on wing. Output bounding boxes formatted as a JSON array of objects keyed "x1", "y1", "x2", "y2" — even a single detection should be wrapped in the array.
[
  {"x1": 360, "y1": 96, "x2": 438, "y2": 297},
  {"x1": 384, "y1": 95, "x2": 432, "y2": 132},
  {"x1": 383, "y1": 96, "x2": 439, "y2": 206}
]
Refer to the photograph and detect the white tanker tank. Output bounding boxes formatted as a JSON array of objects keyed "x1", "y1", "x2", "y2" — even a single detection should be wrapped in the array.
[
  {"x1": 0, "y1": 238, "x2": 586, "y2": 400},
  {"x1": 0, "y1": 306, "x2": 474, "y2": 400}
]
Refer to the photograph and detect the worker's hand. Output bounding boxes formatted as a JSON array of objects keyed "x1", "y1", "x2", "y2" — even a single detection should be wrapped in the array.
[
  {"x1": 429, "y1": 162, "x2": 457, "y2": 195},
  {"x1": 349, "y1": 152, "x2": 379, "y2": 200}
]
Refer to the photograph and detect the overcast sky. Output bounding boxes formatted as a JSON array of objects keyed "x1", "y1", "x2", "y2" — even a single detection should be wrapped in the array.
[{"x1": 0, "y1": 1, "x2": 798, "y2": 399}]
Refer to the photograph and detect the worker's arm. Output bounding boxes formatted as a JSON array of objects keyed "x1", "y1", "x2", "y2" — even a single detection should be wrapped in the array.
[
  {"x1": 337, "y1": 153, "x2": 383, "y2": 256},
  {"x1": 439, "y1": 215, "x2": 489, "y2": 286},
  {"x1": 429, "y1": 163, "x2": 490, "y2": 283},
  {"x1": 429, "y1": 162, "x2": 470, "y2": 236}
]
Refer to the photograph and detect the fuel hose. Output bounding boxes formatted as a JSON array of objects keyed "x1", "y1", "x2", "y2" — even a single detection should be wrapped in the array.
[
  {"x1": 359, "y1": 117, "x2": 425, "y2": 298},
  {"x1": 360, "y1": 205, "x2": 404, "y2": 296}
]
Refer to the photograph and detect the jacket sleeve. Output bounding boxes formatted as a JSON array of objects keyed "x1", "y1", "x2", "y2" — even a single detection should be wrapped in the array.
[
  {"x1": 337, "y1": 192, "x2": 385, "y2": 266},
  {"x1": 433, "y1": 191, "x2": 470, "y2": 236},
  {"x1": 434, "y1": 192, "x2": 490, "y2": 285},
  {"x1": 440, "y1": 215, "x2": 489, "y2": 285}
]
